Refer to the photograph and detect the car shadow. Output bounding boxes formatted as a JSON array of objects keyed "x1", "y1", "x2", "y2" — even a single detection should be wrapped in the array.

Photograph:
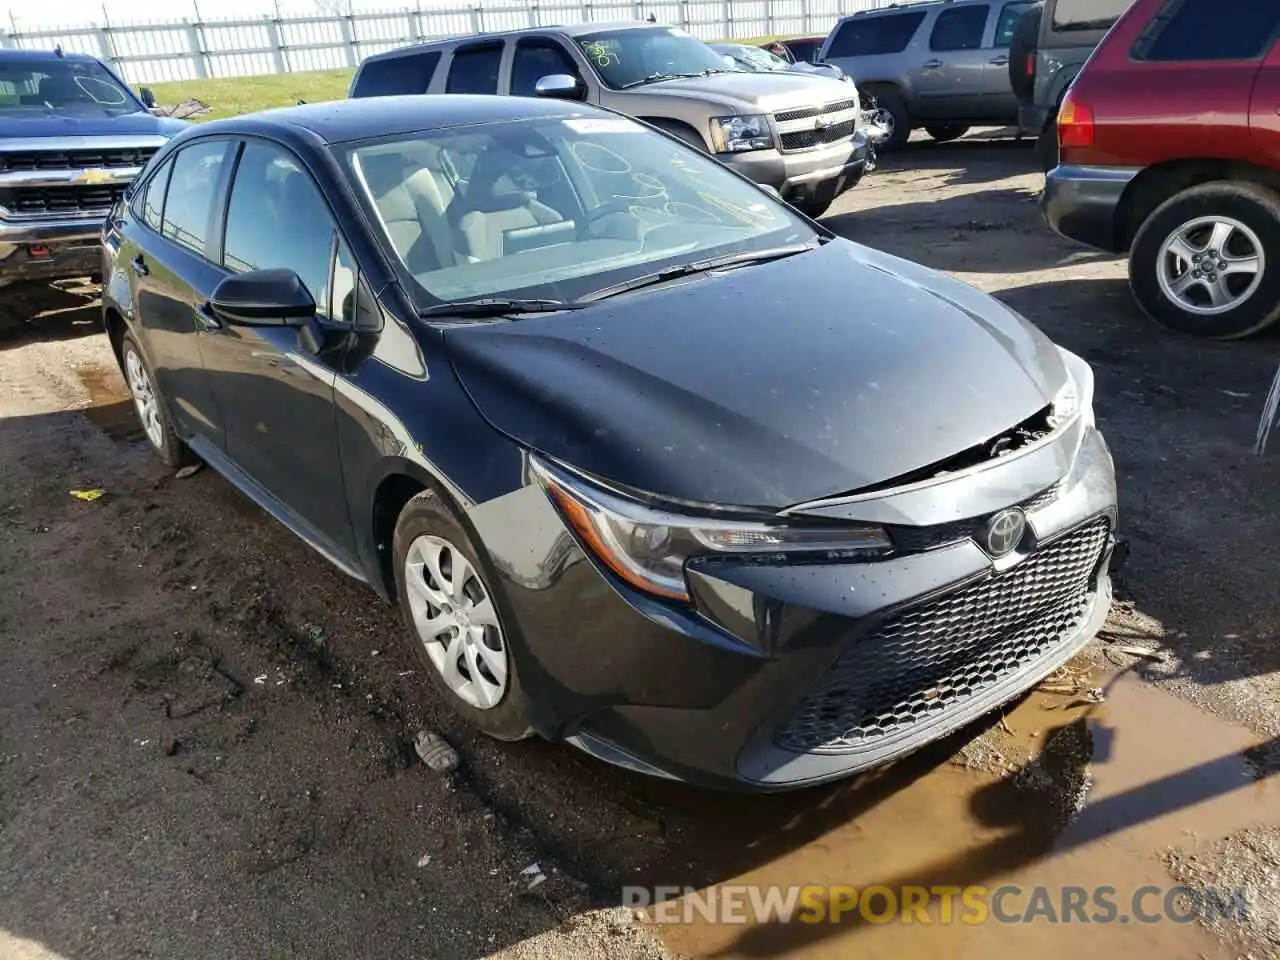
[
  {"x1": 824, "y1": 188, "x2": 1116, "y2": 275},
  {"x1": 883, "y1": 130, "x2": 1037, "y2": 187},
  {"x1": 0, "y1": 278, "x2": 101, "y2": 351}
]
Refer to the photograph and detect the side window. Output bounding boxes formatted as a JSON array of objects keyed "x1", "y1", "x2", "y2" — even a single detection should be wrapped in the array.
[
  {"x1": 330, "y1": 239, "x2": 379, "y2": 330},
  {"x1": 1052, "y1": 0, "x2": 1132, "y2": 32},
  {"x1": 511, "y1": 41, "x2": 580, "y2": 96},
  {"x1": 161, "y1": 140, "x2": 231, "y2": 256},
  {"x1": 222, "y1": 141, "x2": 334, "y2": 313},
  {"x1": 139, "y1": 157, "x2": 173, "y2": 232},
  {"x1": 930, "y1": 5, "x2": 991, "y2": 51},
  {"x1": 1134, "y1": 0, "x2": 1280, "y2": 61},
  {"x1": 825, "y1": 12, "x2": 927, "y2": 58},
  {"x1": 352, "y1": 51, "x2": 442, "y2": 97},
  {"x1": 445, "y1": 44, "x2": 503, "y2": 95},
  {"x1": 995, "y1": 2, "x2": 1035, "y2": 47}
]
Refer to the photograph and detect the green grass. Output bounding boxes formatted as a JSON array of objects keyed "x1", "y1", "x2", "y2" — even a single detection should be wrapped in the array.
[{"x1": 149, "y1": 69, "x2": 354, "y2": 122}]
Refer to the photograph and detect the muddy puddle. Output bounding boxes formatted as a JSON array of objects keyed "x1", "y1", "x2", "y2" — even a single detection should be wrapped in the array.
[
  {"x1": 74, "y1": 362, "x2": 143, "y2": 442},
  {"x1": 653, "y1": 671, "x2": 1276, "y2": 959}
]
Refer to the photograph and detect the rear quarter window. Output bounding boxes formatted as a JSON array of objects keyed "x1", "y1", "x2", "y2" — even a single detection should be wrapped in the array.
[
  {"x1": 1132, "y1": 0, "x2": 1280, "y2": 61},
  {"x1": 352, "y1": 51, "x2": 441, "y2": 97},
  {"x1": 825, "y1": 11, "x2": 927, "y2": 57},
  {"x1": 1050, "y1": 0, "x2": 1131, "y2": 31}
]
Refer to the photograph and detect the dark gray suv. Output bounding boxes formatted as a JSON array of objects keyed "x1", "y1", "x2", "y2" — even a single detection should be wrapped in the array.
[{"x1": 821, "y1": 0, "x2": 1037, "y2": 149}]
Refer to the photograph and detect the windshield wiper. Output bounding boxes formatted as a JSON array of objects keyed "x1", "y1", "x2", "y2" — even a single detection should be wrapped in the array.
[
  {"x1": 578, "y1": 242, "x2": 819, "y2": 304},
  {"x1": 418, "y1": 297, "x2": 587, "y2": 319},
  {"x1": 618, "y1": 67, "x2": 730, "y2": 89}
]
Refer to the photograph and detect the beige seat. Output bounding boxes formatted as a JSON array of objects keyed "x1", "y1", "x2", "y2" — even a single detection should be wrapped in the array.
[
  {"x1": 361, "y1": 152, "x2": 457, "y2": 275},
  {"x1": 453, "y1": 147, "x2": 570, "y2": 262}
]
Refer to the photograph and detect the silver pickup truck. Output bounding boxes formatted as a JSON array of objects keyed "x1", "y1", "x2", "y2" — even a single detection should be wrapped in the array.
[
  {"x1": 0, "y1": 48, "x2": 185, "y2": 291},
  {"x1": 350, "y1": 22, "x2": 872, "y2": 218}
]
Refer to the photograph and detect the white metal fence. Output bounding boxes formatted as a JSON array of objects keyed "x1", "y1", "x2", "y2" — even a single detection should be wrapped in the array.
[{"x1": 0, "y1": 1, "x2": 891, "y2": 85}]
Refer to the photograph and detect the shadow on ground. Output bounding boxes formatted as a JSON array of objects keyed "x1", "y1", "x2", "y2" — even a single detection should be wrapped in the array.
[{"x1": 0, "y1": 279, "x2": 100, "y2": 350}]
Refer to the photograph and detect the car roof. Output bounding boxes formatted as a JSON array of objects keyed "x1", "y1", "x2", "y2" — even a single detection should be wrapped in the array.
[
  {"x1": 358, "y1": 20, "x2": 676, "y2": 64},
  {"x1": 0, "y1": 48, "x2": 101, "y2": 63},
  {"x1": 848, "y1": 0, "x2": 971, "y2": 17},
  {"x1": 186, "y1": 94, "x2": 593, "y2": 146}
]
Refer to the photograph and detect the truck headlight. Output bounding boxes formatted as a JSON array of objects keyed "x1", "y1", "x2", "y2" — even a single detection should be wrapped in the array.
[
  {"x1": 709, "y1": 115, "x2": 773, "y2": 153},
  {"x1": 531, "y1": 456, "x2": 891, "y2": 601}
]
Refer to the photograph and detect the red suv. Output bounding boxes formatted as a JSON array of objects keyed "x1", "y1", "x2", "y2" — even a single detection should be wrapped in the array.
[{"x1": 1042, "y1": 0, "x2": 1280, "y2": 339}]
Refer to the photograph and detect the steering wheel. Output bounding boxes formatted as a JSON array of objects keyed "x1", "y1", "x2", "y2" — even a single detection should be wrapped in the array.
[{"x1": 577, "y1": 200, "x2": 637, "y2": 237}]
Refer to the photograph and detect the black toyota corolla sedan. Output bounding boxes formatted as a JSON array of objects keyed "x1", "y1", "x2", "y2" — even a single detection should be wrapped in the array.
[{"x1": 101, "y1": 95, "x2": 1119, "y2": 790}]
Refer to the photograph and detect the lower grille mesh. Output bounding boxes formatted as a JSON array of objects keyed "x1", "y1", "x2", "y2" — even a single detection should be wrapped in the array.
[{"x1": 777, "y1": 519, "x2": 1110, "y2": 755}]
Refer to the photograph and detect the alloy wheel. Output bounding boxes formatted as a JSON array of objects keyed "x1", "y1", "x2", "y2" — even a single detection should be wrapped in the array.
[
  {"x1": 403, "y1": 534, "x2": 508, "y2": 710},
  {"x1": 1156, "y1": 215, "x2": 1264, "y2": 316},
  {"x1": 124, "y1": 347, "x2": 164, "y2": 449}
]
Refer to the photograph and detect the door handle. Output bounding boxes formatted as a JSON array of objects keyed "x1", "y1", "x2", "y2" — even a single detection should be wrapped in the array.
[
  {"x1": 922, "y1": 58, "x2": 944, "y2": 69},
  {"x1": 194, "y1": 301, "x2": 222, "y2": 331},
  {"x1": 988, "y1": 55, "x2": 1010, "y2": 65},
  {"x1": 130, "y1": 255, "x2": 149, "y2": 277}
]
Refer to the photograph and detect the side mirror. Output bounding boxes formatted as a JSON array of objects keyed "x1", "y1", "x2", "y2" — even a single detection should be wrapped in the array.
[
  {"x1": 139, "y1": 86, "x2": 156, "y2": 108},
  {"x1": 534, "y1": 74, "x2": 585, "y2": 101},
  {"x1": 210, "y1": 269, "x2": 315, "y2": 327}
]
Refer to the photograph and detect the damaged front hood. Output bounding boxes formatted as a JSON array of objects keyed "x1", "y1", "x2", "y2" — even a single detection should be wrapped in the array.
[{"x1": 444, "y1": 239, "x2": 1069, "y2": 511}]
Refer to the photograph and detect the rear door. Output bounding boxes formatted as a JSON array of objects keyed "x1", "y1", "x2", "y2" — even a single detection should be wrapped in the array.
[
  {"x1": 982, "y1": 1, "x2": 1038, "y2": 118},
  {"x1": 122, "y1": 139, "x2": 234, "y2": 450},
  {"x1": 194, "y1": 138, "x2": 357, "y2": 560},
  {"x1": 444, "y1": 42, "x2": 505, "y2": 95},
  {"x1": 909, "y1": 4, "x2": 992, "y2": 119}
]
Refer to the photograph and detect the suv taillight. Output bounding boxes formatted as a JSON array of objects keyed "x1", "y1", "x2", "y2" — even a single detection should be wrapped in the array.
[
  {"x1": 1025, "y1": 53, "x2": 1035, "y2": 79},
  {"x1": 1058, "y1": 91, "x2": 1095, "y2": 149}
]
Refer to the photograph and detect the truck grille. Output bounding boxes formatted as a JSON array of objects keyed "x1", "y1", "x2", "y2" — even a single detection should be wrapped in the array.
[
  {"x1": 772, "y1": 97, "x2": 859, "y2": 153},
  {"x1": 0, "y1": 146, "x2": 158, "y2": 173},
  {"x1": 776, "y1": 518, "x2": 1110, "y2": 755},
  {"x1": 1, "y1": 184, "x2": 126, "y2": 216}
]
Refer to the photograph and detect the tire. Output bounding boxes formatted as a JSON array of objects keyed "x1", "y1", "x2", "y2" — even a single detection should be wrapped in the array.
[
  {"x1": 795, "y1": 197, "x2": 833, "y2": 219},
  {"x1": 1128, "y1": 181, "x2": 1280, "y2": 340},
  {"x1": 870, "y1": 88, "x2": 912, "y2": 151},
  {"x1": 119, "y1": 333, "x2": 192, "y2": 468},
  {"x1": 392, "y1": 490, "x2": 534, "y2": 741},
  {"x1": 1036, "y1": 117, "x2": 1059, "y2": 172},
  {"x1": 924, "y1": 124, "x2": 969, "y2": 143}
]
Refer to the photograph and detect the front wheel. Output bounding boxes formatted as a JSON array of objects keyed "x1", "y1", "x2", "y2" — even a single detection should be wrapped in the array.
[
  {"x1": 1128, "y1": 181, "x2": 1280, "y2": 339},
  {"x1": 924, "y1": 124, "x2": 969, "y2": 143},
  {"x1": 869, "y1": 89, "x2": 911, "y2": 151},
  {"x1": 120, "y1": 333, "x2": 192, "y2": 468},
  {"x1": 393, "y1": 490, "x2": 534, "y2": 741}
]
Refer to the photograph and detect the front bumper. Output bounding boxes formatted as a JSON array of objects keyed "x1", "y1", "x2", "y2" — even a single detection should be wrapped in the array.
[
  {"x1": 0, "y1": 215, "x2": 105, "y2": 287},
  {"x1": 469, "y1": 423, "x2": 1119, "y2": 790},
  {"x1": 721, "y1": 130, "x2": 870, "y2": 208},
  {"x1": 1042, "y1": 164, "x2": 1140, "y2": 254}
]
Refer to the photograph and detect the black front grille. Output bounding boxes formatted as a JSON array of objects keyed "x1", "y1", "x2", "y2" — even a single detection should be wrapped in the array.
[
  {"x1": 1, "y1": 184, "x2": 126, "y2": 216},
  {"x1": 0, "y1": 147, "x2": 157, "y2": 172},
  {"x1": 774, "y1": 98, "x2": 858, "y2": 123},
  {"x1": 888, "y1": 482, "x2": 1061, "y2": 553},
  {"x1": 777, "y1": 518, "x2": 1110, "y2": 755},
  {"x1": 780, "y1": 119, "x2": 856, "y2": 151}
]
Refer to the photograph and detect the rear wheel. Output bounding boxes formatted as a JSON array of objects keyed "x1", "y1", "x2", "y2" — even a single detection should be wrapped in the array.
[
  {"x1": 120, "y1": 333, "x2": 192, "y2": 468},
  {"x1": 1128, "y1": 181, "x2": 1280, "y2": 339},
  {"x1": 393, "y1": 490, "x2": 534, "y2": 741},
  {"x1": 924, "y1": 124, "x2": 969, "y2": 143}
]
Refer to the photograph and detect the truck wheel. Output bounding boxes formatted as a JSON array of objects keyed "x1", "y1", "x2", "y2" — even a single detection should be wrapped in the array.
[
  {"x1": 870, "y1": 89, "x2": 912, "y2": 151},
  {"x1": 1129, "y1": 181, "x2": 1280, "y2": 339},
  {"x1": 1037, "y1": 117, "x2": 1059, "y2": 172},
  {"x1": 924, "y1": 124, "x2": 969, "y2": 143}
]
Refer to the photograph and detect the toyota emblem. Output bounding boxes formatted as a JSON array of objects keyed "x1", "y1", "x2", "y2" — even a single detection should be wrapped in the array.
[{"x1": 983, "y1": 507, "x2": 1026, "y2": 557}]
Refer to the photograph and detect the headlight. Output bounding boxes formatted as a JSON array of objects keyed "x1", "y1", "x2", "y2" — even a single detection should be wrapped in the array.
[
  {"x1": 531, "y1": 456, "x2": 892, "y2": 601},
  {"x1": 1050, "y1": 347, "x2": 1096, "y2": 430},
  {"x1": 709, "y1": 115, "x2": 773, "y2": 153}
]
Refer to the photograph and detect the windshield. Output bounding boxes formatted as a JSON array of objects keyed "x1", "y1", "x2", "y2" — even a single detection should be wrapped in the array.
[
  {"x1": 575, "y1": 27, "x2": 733, "y2": 89},
  {"x1": 713, "y1": 44, "x2": 790, "y2": 72},
  {"x1": 1051, "y1": 0, "x2": 1131, "y2": 31},
  {"x1": 0, "y1": 57, "x2": 141, "y2": 114},
  {"x1": 345, "y1": 115, "x2": 815, "y2": 310}
]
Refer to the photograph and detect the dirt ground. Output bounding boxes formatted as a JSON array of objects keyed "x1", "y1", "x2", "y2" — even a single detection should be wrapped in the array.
[{"x1": 1, "y1": 132, "x2": 1277, "y2": 960}]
